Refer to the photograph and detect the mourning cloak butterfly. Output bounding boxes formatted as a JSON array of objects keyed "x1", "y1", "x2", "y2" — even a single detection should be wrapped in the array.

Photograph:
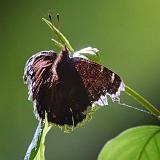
[{"x1": 23, "y1": 47, "x2": 125, "y2": 126}]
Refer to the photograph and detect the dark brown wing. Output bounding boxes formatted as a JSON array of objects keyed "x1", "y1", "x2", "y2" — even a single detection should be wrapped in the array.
[
  {"x1": 23, "y1": 51, "x2": 57, "y2": 119},
  {"x1": 71, "y1": 57, "x2": 125, "y2": 105}
]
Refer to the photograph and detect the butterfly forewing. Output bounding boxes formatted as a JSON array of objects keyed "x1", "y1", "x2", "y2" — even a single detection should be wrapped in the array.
[{"x1": 71, "y1": 57, "x2": 123, "y2": 105}]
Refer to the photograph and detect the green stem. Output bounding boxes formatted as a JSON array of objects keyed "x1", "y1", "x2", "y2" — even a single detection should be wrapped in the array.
[
  {"x1": 125, "y1": 85, "x2": 160, "y2": 117},
  {"x1": 35, "y1": 119, "x2": 52, "y2": 160},
  {"x1": 24, "y1": 116, "x2": 52, "y2": 160}
]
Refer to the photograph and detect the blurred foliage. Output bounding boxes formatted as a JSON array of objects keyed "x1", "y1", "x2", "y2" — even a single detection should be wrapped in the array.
[{"x1": 0, "y1": 0, "x2": 160, "y2": 159}]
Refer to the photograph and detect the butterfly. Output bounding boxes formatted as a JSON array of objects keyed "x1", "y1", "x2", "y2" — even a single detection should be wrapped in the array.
[{"x1": 23, "y1": 47, "x2": 124, "y2": 126}]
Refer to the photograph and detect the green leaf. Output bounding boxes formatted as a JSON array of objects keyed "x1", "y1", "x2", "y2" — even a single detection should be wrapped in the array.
[
  {"x1": 98, "y1": 125, "x2": 160, "y2": 160},
  {"x1": 42, "y1": 18, "x2": 74, "y2": 53},
  {"x1": 73, "y1": 47, "x2": 101, "y2": 64},
  {"x1": 24, "y1": 117, "x2": 52, "y2": 160}
]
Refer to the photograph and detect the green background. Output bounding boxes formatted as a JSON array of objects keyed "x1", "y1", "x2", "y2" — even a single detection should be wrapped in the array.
[{"x1": 0, "y1": 0, "x2": 160, "y2": 159}]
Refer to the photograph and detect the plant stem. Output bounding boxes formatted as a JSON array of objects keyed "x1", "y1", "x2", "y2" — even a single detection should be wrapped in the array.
[
  {"x1": 35, "y1": 119, "x2": 52, "y2": 160},
  {"x1": 125, "y1": 85, "x2": 160, "y2": 117},
  {"x1": 24, "y1": 117, "x2": 52, "y2": 160}
]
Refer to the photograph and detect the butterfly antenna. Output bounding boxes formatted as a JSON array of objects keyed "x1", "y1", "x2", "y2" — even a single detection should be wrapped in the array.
[
  {"x1": 49, "y1": 13, "x2": 62, "y2": 45},
  {"x1": 57, "y1": 13, "x2": 60, "y2": 33},
  {"x1": 49, "y1": 14, "x2": 55, "y2": 32},
  {"x1": 56, "y1": 13, "x2": 66, "y2": 49}
]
